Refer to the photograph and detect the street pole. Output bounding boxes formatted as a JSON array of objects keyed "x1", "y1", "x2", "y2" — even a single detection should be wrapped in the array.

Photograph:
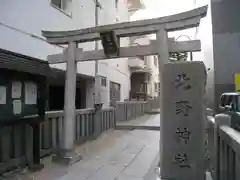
[
  {"x1": 95, "y1": 0, "x2": 99, "y2": 72},
  {"x1": 93, "y1": 0, "x2": 101, "y2": 138},
  {"x1": 94, "y1": 0, "x2": 99, "y2": 102}
]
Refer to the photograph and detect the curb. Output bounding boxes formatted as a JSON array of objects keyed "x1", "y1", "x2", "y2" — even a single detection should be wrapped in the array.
[{"x1": 115, "y1": 125, "x2": 160, "y2": 131}]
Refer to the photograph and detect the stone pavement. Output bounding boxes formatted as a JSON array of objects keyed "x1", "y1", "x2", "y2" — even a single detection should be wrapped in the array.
[
  {"x1": 13, "y1": 115, "x2": 160, "y2": 180},
  {"x1": 116, "y1": 114, "x2": 160, "y2": 131},
  {"x1": 9, "y1": 113, "x2": 213, "y2": 180}
]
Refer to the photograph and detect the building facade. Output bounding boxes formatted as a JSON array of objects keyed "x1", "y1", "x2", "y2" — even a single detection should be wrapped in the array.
[
  {"x1": 195, "y1": 0, "x2": 240, "y2": 111},
  {"x1": 128, "y1": 36, "x2": 159, "y2": 100},
  {"x1": 127, "y1": 0, "x2": 159, "y2": 100},
  {"x1": 0, "y1": 0, "x2": 130, "y2": 109}
]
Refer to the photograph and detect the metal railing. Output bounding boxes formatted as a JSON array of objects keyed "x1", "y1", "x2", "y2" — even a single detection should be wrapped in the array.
[{"x1": 206, "y1": 113, "x2": 240, "y2": 180}]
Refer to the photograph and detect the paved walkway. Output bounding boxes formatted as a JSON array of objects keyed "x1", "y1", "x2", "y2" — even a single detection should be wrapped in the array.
[
  {"x1": 9, "y1": 114, "x2": 212, "y2": 180},
  {"x1": 13, "y1": 115, "x2": 160, "y2": 180},
  {"x1": 116, "y1": 114, "x2": 160, "y2": 131}
]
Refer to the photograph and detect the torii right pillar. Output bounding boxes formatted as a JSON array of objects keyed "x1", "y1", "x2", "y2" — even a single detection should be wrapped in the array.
[{"x1": 157, "y1": 29, "x2": 206, "y2": 180}]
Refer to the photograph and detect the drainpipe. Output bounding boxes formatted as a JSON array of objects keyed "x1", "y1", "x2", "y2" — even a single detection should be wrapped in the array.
[{"x1": 93, "y1": 0, "x2": 101, "y2": 138}]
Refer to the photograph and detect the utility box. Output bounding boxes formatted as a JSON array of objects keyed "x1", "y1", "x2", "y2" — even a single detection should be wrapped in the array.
[{"x1": 0, "y1": 48, "x2": 51, "y2": 169}]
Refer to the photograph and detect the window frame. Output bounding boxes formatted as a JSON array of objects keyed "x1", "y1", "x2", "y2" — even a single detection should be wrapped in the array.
[
  {"x1": 50, "y1": 0, "x2": 72, "y2": 17},
  {"x1": 100, "y1": 76, "x2": 107, "y2": 87}
]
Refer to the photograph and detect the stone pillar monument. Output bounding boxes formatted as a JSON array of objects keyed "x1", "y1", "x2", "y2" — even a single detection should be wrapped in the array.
[
  {"x1": 52, "y1": 43, "x2": 82, "y2": 164},
  {"x1": 160, "y1": 61, "x2": 206, "y2": 180}
]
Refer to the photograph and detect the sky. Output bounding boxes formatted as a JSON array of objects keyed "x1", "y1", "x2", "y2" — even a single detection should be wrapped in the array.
[
  {"x1": 131, "y1": 0, "x2": 200, "y2": 40},
  {"x1": 132, "y1": 0, "x2": 195, "y2": 20}
]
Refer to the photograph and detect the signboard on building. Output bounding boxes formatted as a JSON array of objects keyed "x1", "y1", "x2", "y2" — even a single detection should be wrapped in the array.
[
  {"x1": 160, "y1": 61, "x2": 206, "y2": 180},
  {"x1": 235, "y1": 73, "x2": 240, "y2": 92}
]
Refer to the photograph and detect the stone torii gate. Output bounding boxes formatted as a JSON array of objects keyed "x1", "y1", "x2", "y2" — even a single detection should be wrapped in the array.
[{"x1": 42, "y1": 5, "x2": 207, "y2": 179}]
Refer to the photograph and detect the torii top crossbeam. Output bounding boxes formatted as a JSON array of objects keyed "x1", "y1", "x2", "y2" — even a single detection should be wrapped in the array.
[{"x1": 42, "y1": 6, "x2": 207, "y2": 45}]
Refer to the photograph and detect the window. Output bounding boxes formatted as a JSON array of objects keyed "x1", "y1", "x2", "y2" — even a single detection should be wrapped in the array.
[
  {"x1": 114, "y1": 83, "x2": 120, "y2": 91},
  {"x1": 51, "y1": 0, "x2": 72, "y2": 16},
  {"x1": 101, "y1": 77, "x2": 107, "y2": 87}
]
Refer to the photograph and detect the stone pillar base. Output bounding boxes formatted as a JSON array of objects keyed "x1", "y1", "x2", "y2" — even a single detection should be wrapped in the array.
[
  {"x1": 28, "y1": 163, "x2": 44, "y2": 172},
  {"x1": 52, "y1": 150, "x2": 82, "y2": 165}
]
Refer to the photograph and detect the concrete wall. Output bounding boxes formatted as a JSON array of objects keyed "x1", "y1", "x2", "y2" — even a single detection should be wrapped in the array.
[
  {"x1": 195, "y1": 0, "x2": 215, "y2": 109},
  {"x1": 195, "y1": 0, "x2": 240, "y2": 111},
  {"x1": 211, "y1": 0, "x2": 240, "y2": 111},
  {"x1": 0, "y1": 0, "x2": 130, "y2": 108}
]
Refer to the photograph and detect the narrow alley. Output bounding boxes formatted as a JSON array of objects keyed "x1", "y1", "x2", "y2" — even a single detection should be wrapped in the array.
[{"x1": 12, "y1": 115, "x2": 160, "y2": 180}]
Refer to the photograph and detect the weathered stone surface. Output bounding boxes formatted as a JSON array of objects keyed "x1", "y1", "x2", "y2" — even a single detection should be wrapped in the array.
[
  {"x1": 160, "y1": 62, "x2": 206, "y2": 180},
  {"x1": 15, "y1": 129, "x2": 159, "y2": 180}
]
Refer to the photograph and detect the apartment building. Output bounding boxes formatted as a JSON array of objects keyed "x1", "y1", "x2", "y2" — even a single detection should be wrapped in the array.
[
  {"x1": 127, "y1": 0, "x2": 159, "y2": 100},
  {"x1": 0, "y1": 0, "x2": 130, "y2": 109},
  {"x1": 128, "y1": 36, "x2": 159, "y2": 100}
]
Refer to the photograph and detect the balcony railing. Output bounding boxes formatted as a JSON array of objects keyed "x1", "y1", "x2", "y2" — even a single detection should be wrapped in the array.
[{"x1": 128, "y1": 57, "x2": 144, "y2": 68}]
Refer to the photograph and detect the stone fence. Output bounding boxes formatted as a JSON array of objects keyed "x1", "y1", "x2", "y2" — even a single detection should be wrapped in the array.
[
  {"x1": 0, "y1": 100, "x2": 157, "y2": 173},
  {"x1": 206, "y1": 112, "x2": 240, "y2": 180}
]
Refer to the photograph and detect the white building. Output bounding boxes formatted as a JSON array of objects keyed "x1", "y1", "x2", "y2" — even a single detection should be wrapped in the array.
[
  {"x1": 128, "y1": 35, "x2": 159, "y2": 100},
  {"x1": 0, "y1": 0, "x2": 130, "y2": 109},
  {"x1": 127, "y1": 0, "x2": 159, "y2": 100}
]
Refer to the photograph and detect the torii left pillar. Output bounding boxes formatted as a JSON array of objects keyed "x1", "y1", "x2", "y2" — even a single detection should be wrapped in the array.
[{"x1": 52, "y1": 42, "x2": 82, "y2": 165}]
